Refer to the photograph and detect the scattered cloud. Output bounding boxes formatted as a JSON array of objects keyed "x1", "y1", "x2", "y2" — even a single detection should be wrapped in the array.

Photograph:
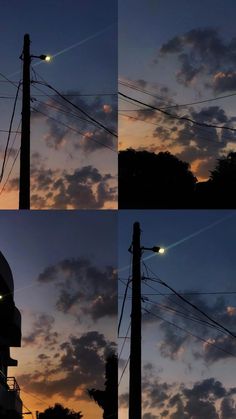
[
  {"x1": 143, "y1": 293, "x2": 236, "y2": 363},
  {"x1": 19, "y1": 331, "x2": 116, "y2": 400},
  {"x1": 32, "y1": 91, "x2": 117, "y2": 152},
  {"x1": 1, "y1": 152, "x2": 117, "y2": 209},
  {"x1": 38, "y1": 257, "x2": 117, "y2": 321},
  {"x1": 158, "y1": 27, "x2": 236, "y2": 93},
  {"x1": 23, "y1": 313, "x2": 58, "y2": 349},
  {"x1": 120, "y1": 364, "x2": 236, "y2": 419}
]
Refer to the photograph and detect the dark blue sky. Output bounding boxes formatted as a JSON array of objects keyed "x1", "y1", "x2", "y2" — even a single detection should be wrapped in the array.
[{"x1": 2, "y1": 0, "x2": 117, "y2": 92}]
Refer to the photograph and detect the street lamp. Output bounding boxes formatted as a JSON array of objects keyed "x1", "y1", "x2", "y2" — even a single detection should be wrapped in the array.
[
  {"x1": 141, "y1": 246, "x2": 165, "y2": 254},
  {"x1": 31, "y1": 54, "x2": 51, "y2": 61}
]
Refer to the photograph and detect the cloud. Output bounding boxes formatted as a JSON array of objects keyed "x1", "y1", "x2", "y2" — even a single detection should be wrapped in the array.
[
  {"x1": 158, "y1": 27, "x2": 236, "y2": 93},
  {"x1": 29, "y1": 153, "x2": 117, "y2": 209},
  {"x1": 143, "y1": 293, "x2": 236, "y2": 363},
  {"x1": 119, "y1": 361, "x2": 236, "y2": 418},
  {"x1": 19, "y1": 331, "x2": 116, "y2": 400},
  {"x1": 23, "y1": 313, "x2": 58, "y2": 348},
  {"x1": 143, "y1": 372, "x2": 236, "y2": 418},
  {"x1": 32, "y1": 91, "x2": 117, "y2": 152},
  {"x1": 38, "y1": 257, "x2": 117, "y2": 321}
]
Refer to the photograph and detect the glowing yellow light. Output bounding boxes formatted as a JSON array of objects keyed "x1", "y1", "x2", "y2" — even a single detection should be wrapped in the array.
[
  {"x1": 0, "y1": 295, "x2": 3, "y2": 300},
  {"x1": 45, "y1": 55, "x2": 51, "y2": 62},
  {"x1": 159, "y1": 248, "x2": 165, "y2": 254}
]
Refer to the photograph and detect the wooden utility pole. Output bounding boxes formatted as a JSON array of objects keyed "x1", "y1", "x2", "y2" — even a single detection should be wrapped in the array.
[
  {"x1": 129, "y1": 221, "x2": 142, "y2": 419},
  {"x1": 19, "y1": 33, "x2": 31, "y2": 209}
]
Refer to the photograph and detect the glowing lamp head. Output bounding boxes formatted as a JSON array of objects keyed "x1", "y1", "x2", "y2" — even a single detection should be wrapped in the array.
[
  {"x1": 0, "y1": 295, "x2": 3, "y2": 300},
  {"x1": 151, "y1": 246, "x2": 165, "y2": 254},
  {"x1": 39, "y1": 54, "x2": 51, "y2": 62}
]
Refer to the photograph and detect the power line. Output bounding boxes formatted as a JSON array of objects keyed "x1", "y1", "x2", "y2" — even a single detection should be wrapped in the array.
[
  {"x1": 21, "y1": 389, "x2": 50, "y2": 406},
  {"x1": 143, "y1": 307, "x2": 236, "y2": 358},
  {"x1": 31, "y1": 107, "x2": 117, "y2": 153},
  {"x1": 119, "y1": 92, "x2": 236, "y2": 133},
  {"x1": 0, "y1": 129, "x2": 21, "y2": 133},
  {"x1": 144, "y1": 264, "x2": 236, "y2": 339},
  {"x1": 5, "y1": 120, "x2": 21, "y2": 168},
  {"x1": 118, "y1": 277, "x2": 131, "y2": 336},
  {"x1": 0, "y1": 72, "x2": 20, "y2": 88},
  {"x1": 141, "y1": 291, "x2": 236, "y2": 296},
  {"x1": 119, "y1": 112, "x2": 234, "y2": 148},
  {"x1": 31, "y1": 92, "x2": 116, "y2": 97},
  {"x1": 33, "y1": 80, "x2": 118, "y2": 137},
  {"x1": 119, "y1": 79, "x2": 236, "y2": 109},
  {"x1": 119, "y1": 322, "x2": 131, "y2": 361},
  {"x1": 33, "y1": 98, "x2": 92, "y2": 125},
  {"x1": 0, "y1": 82, "x2": 21, "y2": 182},
  {"x1": 143, "y1": 297, "x2": 229, "y2": 336},
  {"x1": 0, "y1": 147, "x2": 20, "y2": 196},
  {"x1": 118, "y1": 356, "x2": 130, "y2": 387}
]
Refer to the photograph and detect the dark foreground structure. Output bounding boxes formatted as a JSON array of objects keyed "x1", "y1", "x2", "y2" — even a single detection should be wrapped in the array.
[{"x1": 0, "y1": 252, "x2": 22, "y2": 417}]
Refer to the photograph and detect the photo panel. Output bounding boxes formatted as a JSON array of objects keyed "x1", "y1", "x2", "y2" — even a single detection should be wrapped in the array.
[
  {"x1": 0, "y1": 210, "x2": 117, "y2": 418},
  {"x1": 0, "y1": 0, "x2": 117, "y2": 210},
  {"x1": 119, "y1": 210, "x2": 236, "y2": 418},
  {"x1": 118, "y1": 0, "x2": 236, "y2": 209}
]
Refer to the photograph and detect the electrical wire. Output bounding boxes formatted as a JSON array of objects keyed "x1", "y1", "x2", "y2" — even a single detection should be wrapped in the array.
[
  {"x1": 119, "y1": 79, "x2": 236, "y2": 109},
  {"x1": 0, "y1": 82, "x2": 21, "y2": 182},
  {"x1": 119, "y1": 112, "x2": 234, "y2": 148},
  {"x1": 118, "y1": 322, "x2": 131, "y2": 361},
  {"x1": 143, "y1": 307, "x2": 236, "y2": 358},
  {"x1": 141, "y1": 291, "x2": 236, "y2": 296},
  {"x1": 0, "y1": 147, "x2": 20, "y2": 197},
  {"x1": 0, "y1": 72, "x2": 19, "y2": 88},
  {"x1": 119, "y1": 92, "x2": 236, "y2": 133},
  {"x1": 144, "y1": 264, "x2": 236, "y2": 338},
  {"x1": 21, "y1": 389, "x2": 50, "y2": 406},
  {"x1": 143, "y1": 297, "x2": 229, "y2": 335},
  {"x1": 31, "y1": 107, "x2": 117, "y2": 153},
  {"x1": 32, "y1": 98, "x2": 92, "y2": 125},
  {"x1": 33, "y1": 80, "x2": 117, "y2": 137},
  {"x1": 118, "y1": 278, "x2": 131, "y2": 336},
  {"x1": 118, "y1": 356, "x2": 130, "y2": 386}
]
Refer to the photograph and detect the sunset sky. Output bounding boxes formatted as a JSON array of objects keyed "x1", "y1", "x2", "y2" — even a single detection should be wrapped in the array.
[
  {"x1": 118, "y1": 210, "x2": 236, "y2": 418},
  {"x1": 0, "y1": 211, "x2": 117, "y2": 418},
  {"x1": 0, "y1": 0, "x2": 117, "y2": 209},
  {"x1": 119, "y1": 0, "x2": 236, "y2": 181}
]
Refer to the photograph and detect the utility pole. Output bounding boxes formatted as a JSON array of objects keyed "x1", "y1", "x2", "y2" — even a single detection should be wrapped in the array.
[
  {"x1": 129, "y1": 221, "x2": 142, "y2": 419},
  {"x1": 19, "y1": 33, "x2": 31, "y2": 210}
]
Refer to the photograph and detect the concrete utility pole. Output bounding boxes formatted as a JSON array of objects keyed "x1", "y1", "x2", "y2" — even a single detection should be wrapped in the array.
[
  {"x1": 19, "y1": 33, "x2": 31, "y2": 210},
  {"x1": 129, "y1": 221, "x2": 142, "y2": 419}
]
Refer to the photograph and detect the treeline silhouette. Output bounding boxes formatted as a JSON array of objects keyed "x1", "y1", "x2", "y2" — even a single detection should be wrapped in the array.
[
  {"x1": 38, "y1": 404, "x2": 83, "y2": 418},
  {"x1": 88, "y1": 353, "x2": 118, "y2": 419},
  {"x1": 119, "y1": 149, "x2": 236, "y2": 208}
]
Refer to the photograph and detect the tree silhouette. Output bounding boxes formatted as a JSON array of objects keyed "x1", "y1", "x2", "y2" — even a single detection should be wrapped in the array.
[
  {"x1": 0, "y1": 409, "x2": 21, "y2": 419},
  {"x1": 88, "y1": 353, "x2": 118, "y2": 419},
  {"x1": 119, "y1": 149, "x2": 197, "y2": 208},
  {"x1": 38, "y1": 403, "x2": 83, "y2": 419},
  {"x1": 195, "y1": 152, "x2": 236, "y2": 208}
]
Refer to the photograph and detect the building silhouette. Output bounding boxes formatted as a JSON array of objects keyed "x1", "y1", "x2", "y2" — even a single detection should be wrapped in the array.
[{"x1": 0, "y1": 251, "x2": 22, "y2": 416}]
